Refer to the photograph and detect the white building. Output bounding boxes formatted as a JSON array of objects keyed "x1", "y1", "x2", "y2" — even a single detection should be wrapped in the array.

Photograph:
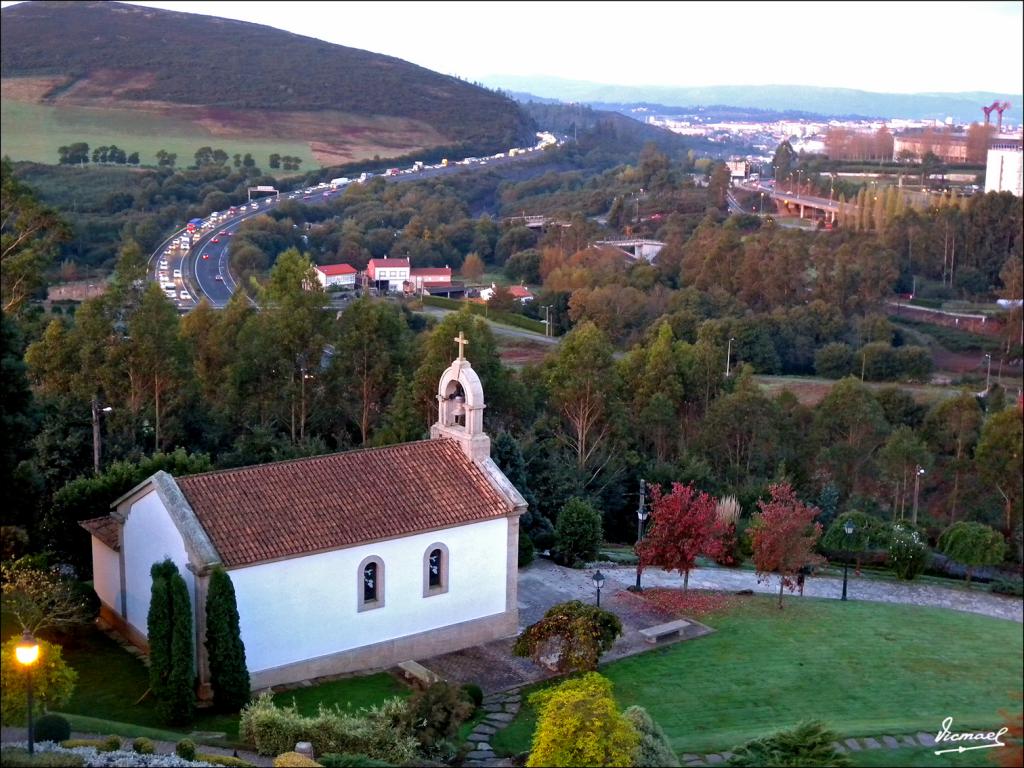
[
  {"x1": 366, "y1": 258, "x2": 410, "y2": 293},
  {"x1": 314, "y1": 263, "x2": 357, "y2": 288},
  {"x1": 985, "y1": 145, "x2": 1023, "y2": 197},
  {"x1": 82, "y1": 341, "x2": 526, "y2": 695}
]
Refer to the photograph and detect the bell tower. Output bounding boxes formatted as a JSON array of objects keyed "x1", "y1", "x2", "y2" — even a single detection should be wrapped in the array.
[{"x1": 430, "y1": 332, "x2": 490, "y2": 462}]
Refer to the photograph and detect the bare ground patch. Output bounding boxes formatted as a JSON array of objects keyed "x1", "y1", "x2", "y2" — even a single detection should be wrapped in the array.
[{"x1": 1, "y1": 76, "x2": 70, "y2": 102}]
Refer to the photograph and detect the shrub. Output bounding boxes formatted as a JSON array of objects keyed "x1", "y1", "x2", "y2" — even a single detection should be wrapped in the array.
[
  {"x1": 175, "y1": 738, "x2": 196, "y2": 760},
  {"x1": 274, "y1": 752, "x2": 321, "y2": 767},
  {"x1": 0, "y1": 636, "x2": 78, "y2": 725},
  {"x1": 100, "y1": 735, "x2": 122, "y2": 752},
  {"x1": 726, "y1": 720, "x2": 850, "y2": 766},
  {"x1": 241, "y1": 694, "x2": 304, "y2": 757},
  {"x1": 518, "y1": 531, "x2": 535, "y2": 567},
  {"x1": 814, "y1": 343, "x2": 854, "y2": 379},
  {"x1": 33, "y1": 714, "x2": 71, "y2": 743},
  {"x1": 990, "y1": 576, "x2": 1024, "y2": 596},
  {"x1": 206, "y1": 566, "x2": 251, "y2": 712},
  {"x1": 554, "y1": 498, "x2": 603, "y2": 567},
  {"x1": 318, "y1": 754, "x2": 394, "y2": 767},
  {"x1": 888, "y1": 524, "x2": 929, "y2": 580},
  {"x1": 513, "y1": 600, "x2": 623, "y2": 673},
  {"x1": 938, "y1": 521, "x2": 1007, "y2": 585},
  {"x1": 240, "y1": 693, "x2": 418, "y2": 764},
  {"x1": 132, "y1": 737, "x2": 155, "y2": 754},
  {"x1": 528, "y1": 673, "x2": 638, "y2": 767},
  {"x1": 461, "y1": 683, "x2": 484, "y2": 709},
  {"x1": 402, "y1": 681, "x2": 474, "y2": 751},
  {"x1": 624, "y1": 705, "x2": 680, "y2": 767},
  {"x1": 0, "y1": 748, "x2": 84, "y2": 767}
]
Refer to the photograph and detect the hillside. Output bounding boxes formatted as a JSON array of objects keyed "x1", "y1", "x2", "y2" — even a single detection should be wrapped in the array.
[
  {"x1": 483, "y1": 74, "x2": 1023, "y2": 124},
  {"x1": 1, "y1": 1, "x2": 534, "y2": 165}
]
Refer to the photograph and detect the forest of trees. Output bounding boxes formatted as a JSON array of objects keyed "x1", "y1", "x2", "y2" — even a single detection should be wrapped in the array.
[{"x1": 2, "y1": 138, "x2": 1022, "y2": 584}]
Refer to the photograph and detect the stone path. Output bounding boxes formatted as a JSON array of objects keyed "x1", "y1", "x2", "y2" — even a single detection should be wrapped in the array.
[
  {"x1": 463, "y1": 690, "x2": 522, "y2": 767},
  {"x1": 596, "y1": 562, "x2": 1023, "y2": 623},
  {"x1": 681, "y1": 730, "x2": 939, "y2": 766}
]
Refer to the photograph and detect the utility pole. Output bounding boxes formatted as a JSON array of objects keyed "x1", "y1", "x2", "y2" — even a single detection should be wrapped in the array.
[
  {"x1": 634, "y1": 479, "x2": 648, "y2": 591},
  {"x1": 912, "y1": 466, "x2": 925, "y2": 525},
  {"x1": 984, "y1": 353, "x2": 992, "y2": 391},
  {"x1": 725, "y1": 337, "x2": 735, "y2": 377}
]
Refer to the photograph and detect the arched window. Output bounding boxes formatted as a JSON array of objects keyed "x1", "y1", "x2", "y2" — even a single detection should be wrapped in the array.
[
  {"x1": 422, "y1": 543, "x2": 449, "y2": 597},
  {"x1": 358, "y1": 555, "x2": 385, "y2": 611}
]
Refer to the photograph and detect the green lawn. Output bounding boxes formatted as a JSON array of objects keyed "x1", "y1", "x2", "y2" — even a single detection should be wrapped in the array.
[
  {"x1": 492, "y1": 596, "x2": 1023, "y2": 759},
  {"x1": 848, "y1": 745, "x2": 1004, "y2": 767},
  {"x1": 50, "y1": 623, "x2": 407, "y2": 746},
  {"x1": 1, "y1": 99, "x2": 316, "y2": 171}
]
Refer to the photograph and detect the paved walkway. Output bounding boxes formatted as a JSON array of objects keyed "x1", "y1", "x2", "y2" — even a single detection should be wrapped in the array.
[
  {"x1": 595, "y1": 562, "x2": 1023, "y2": 623},
  {"x1": 683, "y1": 730, "x2": 944, "y2": 767}
]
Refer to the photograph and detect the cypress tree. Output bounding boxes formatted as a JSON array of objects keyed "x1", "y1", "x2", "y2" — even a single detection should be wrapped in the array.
[
  {"x1": 165, "y1": 569, "x2": 196, "y2": 725},
  {"x1": 205, "y1": 567, "x2": 251, "y2": 711},
  {"x1": 146, "y1": 564, "x2": 173, "y2": 707}
]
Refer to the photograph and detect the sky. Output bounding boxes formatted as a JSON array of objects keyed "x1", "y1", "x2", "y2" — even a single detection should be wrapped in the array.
[{"x1": 3, "y1": 1, "x2": 1023, "y2": 95}]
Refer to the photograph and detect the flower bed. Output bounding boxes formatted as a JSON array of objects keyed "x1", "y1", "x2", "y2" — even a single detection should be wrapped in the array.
[{"x1": 2, "y1": 741, "x2": 217, "y2": 767}]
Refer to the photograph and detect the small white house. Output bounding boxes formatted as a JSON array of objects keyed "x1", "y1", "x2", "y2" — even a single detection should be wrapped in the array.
[
  {"x1": 479, "y1": 283, "x2": 534, "y2": 303},
  {"x1": 314, "y1": 263, "x2": 357, "y2": 289},
  {"x1": 82, "y1": 343, "x2": 525, "y2": 696},
  {"x1": 366, "y1": 258, "x2": 410, "y2": 293}
]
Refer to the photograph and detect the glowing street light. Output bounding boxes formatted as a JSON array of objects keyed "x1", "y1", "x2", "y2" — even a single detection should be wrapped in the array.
[{"x1": 15, "y1": 631, "x2": 40, "y2": 756}]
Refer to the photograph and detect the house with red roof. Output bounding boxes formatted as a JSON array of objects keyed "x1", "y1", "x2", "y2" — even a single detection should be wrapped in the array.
[
  {"x1": 366, "y1": 257, "x2": 410, "y2": 293},
  {"x1": 82, "y1": 341, "x2": 525, "y2": 695},
  {"x1": 314, "y1": 263, "x2": 357, "y2": 289}
]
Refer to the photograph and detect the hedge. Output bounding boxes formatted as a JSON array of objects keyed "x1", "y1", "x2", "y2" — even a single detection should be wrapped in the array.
[{"x1": 421, "y1": 296, "x2": 548, "y2": 335}]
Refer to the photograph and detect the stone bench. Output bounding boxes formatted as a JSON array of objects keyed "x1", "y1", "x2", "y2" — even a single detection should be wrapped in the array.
[
  {"x1": 639, "y1": 619, "x2": 690, "y2": 644},
  {"x1": 398, "y1": 659, "x2": 442, "y2": 686}
]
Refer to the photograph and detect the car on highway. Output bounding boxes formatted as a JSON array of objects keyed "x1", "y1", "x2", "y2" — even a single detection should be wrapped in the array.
[
  {"x1": 214, "y1": 275, "x2": 224, "y2": 282},
  {"x1": 202, "y1": 253, "x2": 210, "y2": 260},
  {"x1": 219, "y1": 230, "x2": 229, "y2": 236},
  {"x1": 179, "y1": 290, "x2": 191, "y2": 301},
  {"x1": 212, "y1": 237, "x2": 220, "y2": 244},
  {"x1": 173, "y1": 268, "x2": 182, "y2": 279},
  {"x1": 164, "y1": 288, "x2": 177, "y2": 299},
  {"x1": 159, "y1": 259, "x2": 168, "y2": 270}
]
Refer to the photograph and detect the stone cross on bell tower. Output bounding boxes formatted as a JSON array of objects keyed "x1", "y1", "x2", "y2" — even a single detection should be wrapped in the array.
[{"x1": 429, "y1": 331, "x2": 490, "y2": 461}]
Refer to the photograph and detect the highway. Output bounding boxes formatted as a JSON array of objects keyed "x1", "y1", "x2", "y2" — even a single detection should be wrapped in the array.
[{"x1": 148, "y1": 138, "x2": 562, "y2": 310}]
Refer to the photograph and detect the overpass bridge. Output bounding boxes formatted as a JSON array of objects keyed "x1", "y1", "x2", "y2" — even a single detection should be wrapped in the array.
[
  {"x1": 505, "y1": 214, "x2": 570, "y2": 229},
  {"x1": 735, "y1": 181, "x2": 840, "y2": 223},
  {"x1": 593, "y1": 238, "x2": 665, "y2": 262}
]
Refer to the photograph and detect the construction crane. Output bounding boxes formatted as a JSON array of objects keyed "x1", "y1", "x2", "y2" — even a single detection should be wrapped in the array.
[
  {"x1": 982, "y1": 101, "x2": 1012, "y2": 132},
  {"x1": 995, "y1": 101, "x2": 1011, "y2": 132}
]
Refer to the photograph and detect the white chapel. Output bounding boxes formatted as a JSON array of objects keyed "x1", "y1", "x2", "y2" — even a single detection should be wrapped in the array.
[{"x1": 81, "y1": 335, "x2": 526, "y2": 695}]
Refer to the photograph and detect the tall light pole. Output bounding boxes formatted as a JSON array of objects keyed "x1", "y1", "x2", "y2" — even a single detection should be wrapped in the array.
[
  {"x1": 634, "y1": 479, "x2": 648, "y2": 592},
  {"x1": 543, "y1": 304, "x2": 553, "y2": 337},
  {"x1": 912, "y1": 466, "x2": 926, "y2": 525},
  {"x1": 91, "y1": 396, "x2": 113, "y2": 475},
  {"x1": 841, "y1": 520, "x2": 855, "y2": 601},
  {"x1": 16, "y1": 630, "x2": 39, "y2": 756},
  {"x1": 725, "y1": 337, "x2": 736, "y2": 377},
  {"x1": 984, "y1": 353, "x2": 992, "y2": 391}
]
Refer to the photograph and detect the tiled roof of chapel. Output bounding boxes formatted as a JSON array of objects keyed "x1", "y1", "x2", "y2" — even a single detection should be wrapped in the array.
[{"x1": 174, "y1": 439, "x2": 510, "y2": 567}]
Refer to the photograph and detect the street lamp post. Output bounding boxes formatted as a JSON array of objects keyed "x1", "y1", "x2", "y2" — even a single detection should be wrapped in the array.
[
  {"x1": 841, "y1": 520, "x2": 855, "y2": 601},
  {"x1": 634, "y1": 480, "x2": 648, "y2": 592},
  {"x1": 593, "y1": 570, "x2": 605, "y2": 608},
  {"x1": 91, "y1": 397, "x2": 113, "y2": 475},
  {"x1": 15, "y1": 630, "x2": 40, "y2": 756},
  {"x1": 912, "y1": 466, "x2": 926, "y2": 525},
  {"x1": 725, "y1": 337, "x2": 736, "y2": 377},
  {"x1": 984, "y1": 353, "x2": 992, "y2": 391},
  {"x1": 542, "y1": 305, "x2": 553, "y2": 338}
]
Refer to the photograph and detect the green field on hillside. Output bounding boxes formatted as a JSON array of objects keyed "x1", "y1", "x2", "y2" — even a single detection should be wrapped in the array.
[{"x1": 1, "y1": 99, "x2": 317, "y2": 169}]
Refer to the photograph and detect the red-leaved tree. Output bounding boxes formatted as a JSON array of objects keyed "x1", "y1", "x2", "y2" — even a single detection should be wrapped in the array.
[
  {"x1": 636, "y1": 483, "x2": 725, "y2": 591},
  {"x1": 751, "y1": 483, "x2": 825, "y2": 608}
]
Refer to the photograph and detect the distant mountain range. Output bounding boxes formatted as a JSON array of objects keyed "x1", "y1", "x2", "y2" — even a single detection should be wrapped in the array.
[{"x1": 482, "y1": 75, "x2": 1023, "y2": 125}]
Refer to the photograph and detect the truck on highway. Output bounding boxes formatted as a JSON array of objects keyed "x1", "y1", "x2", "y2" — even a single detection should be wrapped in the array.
[
  {"x1": 330, "y1": 177, "x2": 350, "y2": 188},
  {"x1": 386, "y1": 168, "x2": 400, "y2": 176},
  {"x1": 412, "y1": 161, "x2": 424, "y2": 172},
  {"x1": 186, "y1": 217, "x2": 203, "y2": 233},
  {"x1": 358, "y1": 172, "x2": 373, "y2": 183}
]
